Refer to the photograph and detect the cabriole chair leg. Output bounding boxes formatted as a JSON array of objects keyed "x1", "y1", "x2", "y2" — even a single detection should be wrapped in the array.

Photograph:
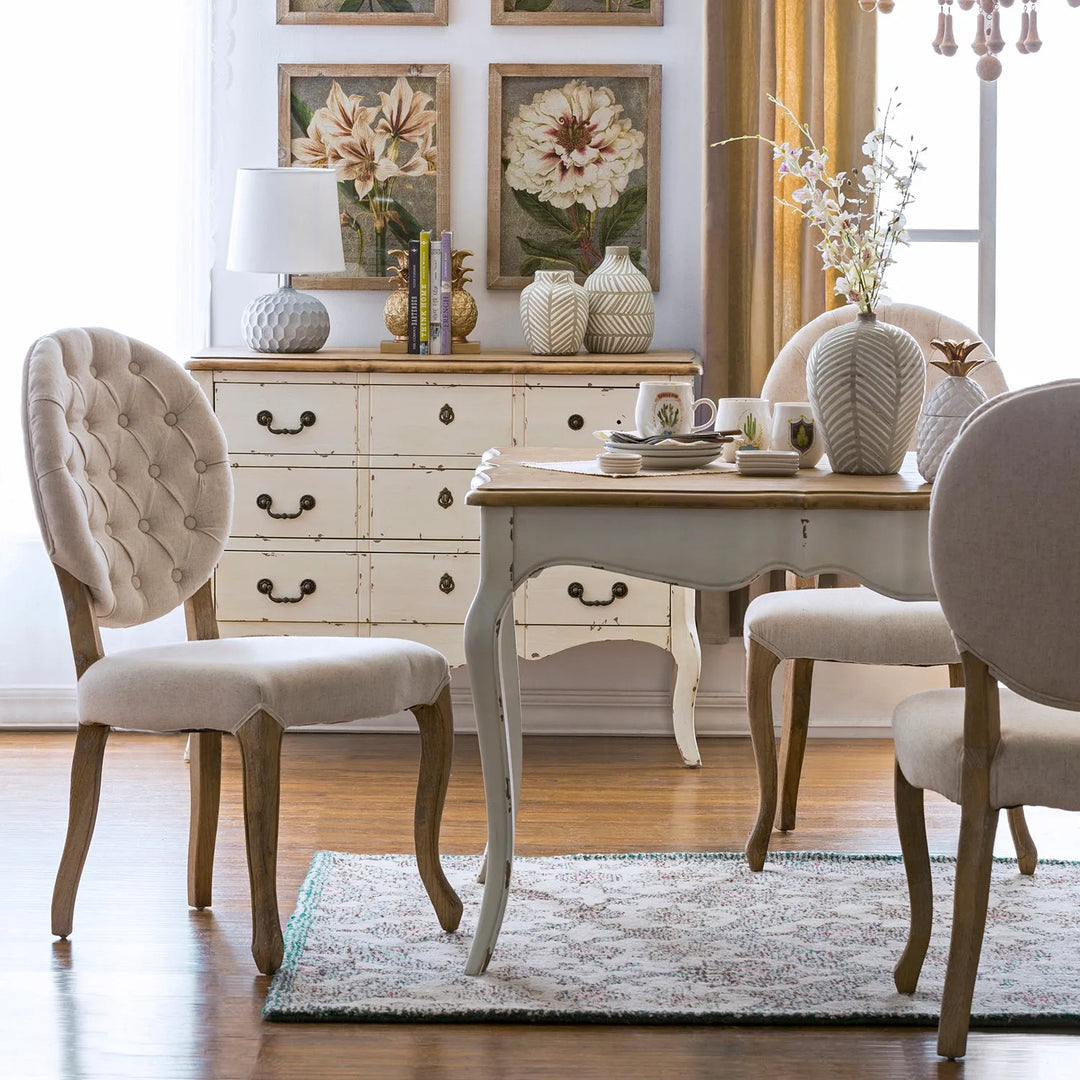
[
  {"x1": 893, "y1": 762, "x2": 932, "y2": 993},
  {"x1": 187, "y1": 731, "x2": 222, "y2": 910},
  {"x1": 52, "y1": 723, "x2": 110, "y2": 939},
  {"x1": 777, "y1": 657, "x2": 813, "y2": 831},
  {"x1": 745, "y1": 639, "x2": 781, "y2": 871},
  {"x1": 236, "y1": 711, "x2": 284, "y2": 975}
]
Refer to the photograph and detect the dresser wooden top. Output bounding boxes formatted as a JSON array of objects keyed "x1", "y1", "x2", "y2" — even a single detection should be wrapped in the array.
[
  {"x1": 187, "y1": 347, "x2": 701, "y2": 376},
  {"x1": 466, "y1": 448, "x2": 932, "y2": 511}
]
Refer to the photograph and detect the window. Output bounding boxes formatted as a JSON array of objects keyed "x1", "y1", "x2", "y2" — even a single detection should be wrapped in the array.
[{"x1": 876, "y1": 3, "x2": 1077, "y2": 387}]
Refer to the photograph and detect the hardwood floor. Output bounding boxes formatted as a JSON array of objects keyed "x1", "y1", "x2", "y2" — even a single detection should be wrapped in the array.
[{"x1": 1, "y1": 730, "x2": 1078, "y2": 1079}]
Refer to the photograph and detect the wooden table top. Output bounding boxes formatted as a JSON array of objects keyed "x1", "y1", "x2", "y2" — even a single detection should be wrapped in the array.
[{"x1": 466, "y1": 448, "x2": 932, "y2": 511}]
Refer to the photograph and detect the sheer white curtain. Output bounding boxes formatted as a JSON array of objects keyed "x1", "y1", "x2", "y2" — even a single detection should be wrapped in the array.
[{"x1": 0, "y1": 3, "x2": 208, "y2": 716}]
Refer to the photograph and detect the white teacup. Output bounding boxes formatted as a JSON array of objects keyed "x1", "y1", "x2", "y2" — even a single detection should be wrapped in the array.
[
  {"x1": 770, "y1": 401, "x2": 824, "y2": 468},
  {"x1": 715, "y1": 397, "x2": 772, "y2": 461},
  {"x1": 635, "y1": 381, "x2": 717, "y2": 437}
]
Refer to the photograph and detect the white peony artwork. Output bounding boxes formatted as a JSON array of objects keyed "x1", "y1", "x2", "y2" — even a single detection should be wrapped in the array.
[{"x1": 488, "y1": 64, "x2": 661, "y2": 290}]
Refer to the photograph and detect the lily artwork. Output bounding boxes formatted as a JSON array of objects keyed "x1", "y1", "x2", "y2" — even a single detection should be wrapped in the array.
[
  {"x1": 280, "y1": 64, "x2": 450, "y2": 289},
  {"x1": 488, "y1": 64, "x2": 661, "y2": 289}
]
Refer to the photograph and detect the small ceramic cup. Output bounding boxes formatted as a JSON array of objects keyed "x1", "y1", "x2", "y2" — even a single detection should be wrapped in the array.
[
  {"x1": 715, "y1": 398, "x2": 772, "y2": 461},
  {"x1": 770, "y1": 401, "x2": 824, "y2": 468},
  {"x1": 635, "y1": 381, "x2": 717, "y2": 437}
]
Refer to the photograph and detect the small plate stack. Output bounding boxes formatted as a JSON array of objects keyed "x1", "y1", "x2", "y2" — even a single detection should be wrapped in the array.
[
  {"x1": 596, "y1": 450, "x2": 643, "y2": 476},
  {"x1": 735, "y1": 449, "x2": 801, "y2": 476}
]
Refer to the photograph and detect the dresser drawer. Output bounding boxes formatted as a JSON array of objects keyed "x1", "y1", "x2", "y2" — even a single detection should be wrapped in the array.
[
  {"x1": 524, "y1": 567, "x2": 670, "y2": 626},
  {"x1": 369, "y1": 553, "x2": 478, "y2": 624},
  {"x1": 215, "y1": 383, "x2": 359, "y2": 455},
  {"x1": 523, "y1": 386, "x2": 638, "y2": 449},
  {"x1": 369, "y1": 385, "x2": 512, "y2": 456},
  {"x1": 369, "y1": 468, "x2": 477, "y2": 540},
  {"x1": 231, "y1": 466, "x2": 359, "y2": 539},
  {"x1": 216, "y1": 551, "x2": 362, "y2": 623}
]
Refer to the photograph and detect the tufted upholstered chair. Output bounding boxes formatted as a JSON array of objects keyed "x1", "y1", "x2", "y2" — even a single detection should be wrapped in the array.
[
  {"x1": 742, "y1": 303, "x2": 1035, "y2": 874},
  {"x1": 22, "y1": 328, "x2": 462, "y2": 974},
  {"x1": 891, "y1": 381, "x2": 1080, "y2": 1058}
]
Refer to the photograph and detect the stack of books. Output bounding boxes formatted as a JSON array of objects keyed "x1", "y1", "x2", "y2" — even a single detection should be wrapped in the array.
[{"x1": 407, "y1": 229, "x2": 453, "y2": 355}]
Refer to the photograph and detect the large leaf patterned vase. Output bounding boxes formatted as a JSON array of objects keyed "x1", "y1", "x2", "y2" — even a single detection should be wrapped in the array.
[
  {"x1": 806, "y1": 313, "x2": 925, "y2": 475},
  {"x1": 583, "y1": 246, "x2": 654, "y2": 354}
]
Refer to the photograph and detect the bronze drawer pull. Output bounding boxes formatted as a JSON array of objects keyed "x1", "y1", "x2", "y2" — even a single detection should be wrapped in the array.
[
  {"x1": 256, "y1": 409, "x2": 316, "y2": 435},
  {"x1": 439, "y1": 573, "x2": 456, "y2": 595},
  {"x1": 437, "y1": 487, "x2": 454, "y2": 509},
  {"x1": 567, "y1": 581, "x2": 628, "y2": 607},
  {"x1": 257, "y1": 577, "x2": 316, "y2": 604},
  {"x1": 256, "y1": 493, "x2": 316, "y2": 520},
  {"x1": 567, "y1": 413, "x2": 585, "y2": 431},
  {"x1": 439, "y1": 403, "x2": 455, "y2": 425}
]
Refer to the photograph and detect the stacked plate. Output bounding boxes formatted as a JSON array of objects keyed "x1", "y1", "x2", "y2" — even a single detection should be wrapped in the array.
[
  {"x1": 596, "y1": 430, "x2": 734, "y2": 470},
  {"x1": 735, "y1": 449, "x2": 801, "y2": 476},
  {"x1": 596, "y1": 450, "x2": 643, "y2": 476}
]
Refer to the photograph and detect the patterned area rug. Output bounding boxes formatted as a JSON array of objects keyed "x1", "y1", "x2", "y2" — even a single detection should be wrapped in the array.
[{"x1": 264, "y1": 851, "x2": 1080, "y2": 1025}]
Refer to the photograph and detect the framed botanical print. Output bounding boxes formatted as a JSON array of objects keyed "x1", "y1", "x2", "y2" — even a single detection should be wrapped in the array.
[
  {"x1": 279, "y1": 64, "x2": 450, "y2": 290},
  {"x1": 492, "y1": 0, "x2": 662, "y2": 27},
  {"x1": 277, "y1": 1, "x2": 449, "y2": 26},
  {"x1": 487, "y1": 63, "x2": 661, "y2": 290}
]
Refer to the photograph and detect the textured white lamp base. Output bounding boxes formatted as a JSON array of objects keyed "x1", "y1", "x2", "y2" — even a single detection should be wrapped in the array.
[{"x1": 241, "y1": 287, "x2": 330, "y2": 353}]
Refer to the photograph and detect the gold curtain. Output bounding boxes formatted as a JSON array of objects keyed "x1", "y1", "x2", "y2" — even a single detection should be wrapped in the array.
[{"x1": 699, "y1": 0, "x2": 876, "y2": 643}]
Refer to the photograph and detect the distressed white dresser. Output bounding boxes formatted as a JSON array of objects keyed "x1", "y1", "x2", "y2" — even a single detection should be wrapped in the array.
[{"x1": 186, "y1": 349, "x2": 705, "y2": 765}]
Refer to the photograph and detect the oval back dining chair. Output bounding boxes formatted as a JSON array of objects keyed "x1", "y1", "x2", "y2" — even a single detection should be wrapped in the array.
[
  {"x1": 22, "y1": 327, "x2": 462, "y2": 974},
  {"x1": 891, "y1": 380, "x2": 1080, "y2": 1058},
  {"x1": 742, "y1": 303, "x2": 1035, "y2": 874}
]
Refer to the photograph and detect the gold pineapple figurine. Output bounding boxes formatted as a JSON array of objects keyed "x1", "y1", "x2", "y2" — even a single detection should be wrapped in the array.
[
  {"x1": 928, "y1": 337, "x2": 986, "y2": 378},
  {"x1": 450, "y1": 249, "x2": 478, "y2": 343},
  {"x1": 383, "y1": 249, "x2": 411, "y2": 342}
]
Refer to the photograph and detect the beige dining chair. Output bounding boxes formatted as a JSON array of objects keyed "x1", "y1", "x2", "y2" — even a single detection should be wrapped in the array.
[
  {"x1": 743, "y1": 303, "x2": 1036, "y2": 872},
  {"x1": 891, "y1": 380, "x2": 1080, "y2": 1058},
  {"x1": 22, "y1": 327, "x2": 462, "y2": 974}
]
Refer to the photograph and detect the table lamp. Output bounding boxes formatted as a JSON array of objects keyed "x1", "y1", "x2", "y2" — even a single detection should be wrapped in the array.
[{"x1": 226, "y1": 167, "x2": 345, "y2": 353}]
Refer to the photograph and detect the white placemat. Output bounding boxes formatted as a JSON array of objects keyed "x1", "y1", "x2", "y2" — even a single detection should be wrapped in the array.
[{"x1": 521, "y1": 459, "x2": 736, "y2": 478}]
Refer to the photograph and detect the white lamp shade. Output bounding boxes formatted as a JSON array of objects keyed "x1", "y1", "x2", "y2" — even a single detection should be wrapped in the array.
[{"x1": 226, "y1": 167, "x2": 346, "y2": 274}]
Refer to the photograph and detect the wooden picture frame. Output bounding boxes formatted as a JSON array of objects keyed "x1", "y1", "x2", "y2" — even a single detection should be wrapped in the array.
[
  {"x1": 492, "y1": 0, "x2": 662, "y2": 27},
  {"x1": 279, "y1": 63, "x2": 450, "y2": 291},
  {"x1": 277, "y1": 0, "x2": 448, "y2": 26},
  {"x1": 487, "y1": 63, "x2": 661, "y2": 291}
]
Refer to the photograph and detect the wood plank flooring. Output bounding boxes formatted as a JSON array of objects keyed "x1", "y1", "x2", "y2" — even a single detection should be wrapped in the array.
[{"x1": 1, "y1": 731, "x2": 1078, "y2": 1079}]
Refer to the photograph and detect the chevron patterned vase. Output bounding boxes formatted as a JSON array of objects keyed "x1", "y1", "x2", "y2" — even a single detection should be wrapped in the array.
[
  {"x1": 805, "y1": 313, "x2": 925, "y2": 475},
  {"x1": 520, "y1": 270, "x2": 589, "y2": 355},
  {"x1": 583, "y1": 246, "x2": 654, "y2": 354}
]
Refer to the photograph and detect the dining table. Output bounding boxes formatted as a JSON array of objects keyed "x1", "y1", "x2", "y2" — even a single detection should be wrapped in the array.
[{"x1": 461, "y1": 446, "x2": 933, "y2": 975}]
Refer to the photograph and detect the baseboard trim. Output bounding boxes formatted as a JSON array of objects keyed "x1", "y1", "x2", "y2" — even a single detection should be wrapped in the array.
[{"x1": 0, "y1": 685, "x2": 893, "y2": 737}]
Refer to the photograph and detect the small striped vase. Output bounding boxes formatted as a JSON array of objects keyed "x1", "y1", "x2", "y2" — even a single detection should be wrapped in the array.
[
  {"x1": 583, "y1": 246, "x2": 654, "y2": 354},
  {"x1": 519, "y1": 270, "x2": 589, "y2": 355},
  {"x1": 805, "y1": 312, "x2": 925, "y2": 475}
]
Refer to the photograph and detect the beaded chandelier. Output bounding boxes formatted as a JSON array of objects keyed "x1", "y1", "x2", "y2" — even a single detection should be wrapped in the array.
[{"x1": 859, "y1": 0, "x2": 1080, "y2": 81}]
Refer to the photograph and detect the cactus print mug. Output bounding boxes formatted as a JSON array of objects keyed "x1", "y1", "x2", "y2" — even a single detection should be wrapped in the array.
[{"x1": 635, "y1": 382, "x2": 717, "y2": 437}]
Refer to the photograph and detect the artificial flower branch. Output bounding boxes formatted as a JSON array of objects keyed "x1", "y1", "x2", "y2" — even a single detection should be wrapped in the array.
[{"x1": 712, "y1": 95, "x2": 926, "y2": 316}]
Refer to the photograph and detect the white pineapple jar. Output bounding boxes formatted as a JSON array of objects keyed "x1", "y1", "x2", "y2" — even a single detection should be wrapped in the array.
[
  {"x1": 583, "y1": 246, "x2": 654, "y2": 354},
  {"x1": 916, "y1": 338, "x2": 989, "y2": 483},
  {"x1": 519, "y1": 270, "x2": 589, "y2": 355}
]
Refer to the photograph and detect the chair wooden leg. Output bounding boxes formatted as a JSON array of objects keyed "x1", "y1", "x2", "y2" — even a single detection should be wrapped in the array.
[
  {"x1": 1006, "y1": 807, "x2": 1037, "y2": 876},
  {"x1": 938, "y1": 796, "x2": 1000, "y2": 1060},
  {"x1": 745, "y1": 639, "x2": 781, "y2": 871},
  {"x1": 410, "y1": 686, "x2": 463, "y2": 933},
  {"x1": 187, "y1": 731, "x2": 221, "y2": 910},
  {"x1": 52, "y1": 723, "x2": 110, "y2": 938},
  {"x1": 893, "y1": 761, "x2": 932, "y2": 993},
  {"x1": 235, "y1": 711, "x2": 284, "y2": 975},
  {"x1": 777, "y1": 658, "x2": 813, "y2": 832},
  {"x1": 951, "y1": 662, "x2": 1037, "y2": 876}
]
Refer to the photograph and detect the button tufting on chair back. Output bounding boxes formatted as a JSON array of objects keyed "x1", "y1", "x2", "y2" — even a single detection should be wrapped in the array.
[{"x1": 22, "y1": 328, "x2": 233, "y2": 627}]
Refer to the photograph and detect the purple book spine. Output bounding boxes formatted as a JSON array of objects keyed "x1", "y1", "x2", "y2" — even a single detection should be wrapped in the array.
[{"x1": 440, "y1": 229, "x2": 453, "y2": 354}]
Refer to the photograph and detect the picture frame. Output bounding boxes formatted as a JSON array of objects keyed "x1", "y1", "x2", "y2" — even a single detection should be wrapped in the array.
[
  {"x1": 491, "y1": 0, "x2": 662, "y2": 27},
  {"x1": 279, "y1": 63, "x2": 450, "y2": 291},
  {"x1": 277, "y1": 0, "x2": 449, "y2": 26},
  {"x1": 487, "y1": 63, "x2": 661, "y2": 290}
]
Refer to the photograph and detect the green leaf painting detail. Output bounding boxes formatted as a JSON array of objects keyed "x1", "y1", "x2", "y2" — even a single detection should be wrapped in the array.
[{"x1": 340, "y1": 0, "x2": 417, "y2": 10}]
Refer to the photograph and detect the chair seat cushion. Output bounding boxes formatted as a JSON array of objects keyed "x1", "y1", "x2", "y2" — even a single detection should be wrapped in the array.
[
  {"x1": 894, "y1": 687, "x2": 1080, "y2": 811},
  {"x1": 744, "y1": 587, "x2": 959, "y2": 665},
  {"x1": 77, "y1": 636, "x2": 451, "y2": 733}
]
